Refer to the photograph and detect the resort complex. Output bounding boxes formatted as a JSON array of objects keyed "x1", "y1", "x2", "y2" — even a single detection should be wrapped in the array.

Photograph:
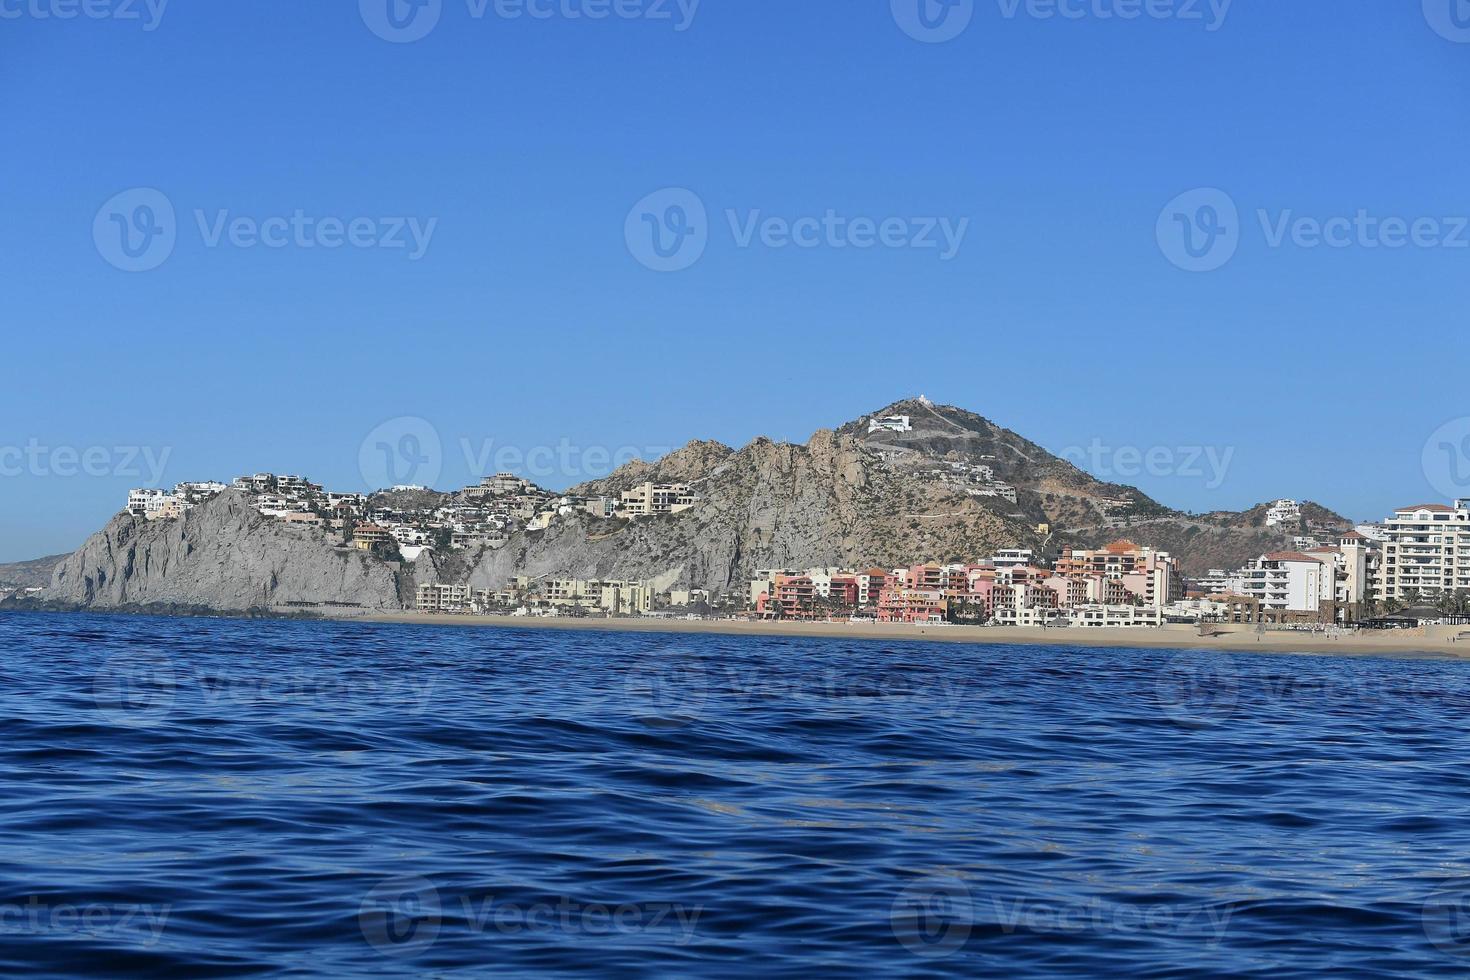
[{"x1": 114, "y1": 474, "x2": 1470, "y2": 628}]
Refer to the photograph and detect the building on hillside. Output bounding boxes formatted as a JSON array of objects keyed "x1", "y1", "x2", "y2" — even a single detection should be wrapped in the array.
[
  {"x1": 991, "y1": 548, "x2": 1035, "y2": 569},
  {"x1": 351, "y1": 524, "x2": 394, "y2": 551},
  {"x1": 868, "y1": 415, "x2": 912, "y2": 434},
  {"x1": 617, "y1": 482, "x2": 695, "y2": 518},
  {"x1": 583, "y1": 497, "x2": 618, "y2": 519},
  {"x1": 1266, "y1": 499, "x2": 1302, "y2": 527}
]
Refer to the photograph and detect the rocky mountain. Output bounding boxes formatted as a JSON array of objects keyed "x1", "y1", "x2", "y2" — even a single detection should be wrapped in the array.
[
  {"x1": 459, "y1": 398, "x2": 1352, "y2": 590},
  {"x1": 12, "y1": 398, "x2": 1358, "y2": 612},
  {"x1": 41, "y1": 490, "x2": 408, "y2": 612},
  {"x1": 0, "y1": 553, "x2": 67, "y2": 590}
]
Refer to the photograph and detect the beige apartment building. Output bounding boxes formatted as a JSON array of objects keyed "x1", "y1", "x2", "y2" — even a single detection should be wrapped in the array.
[
  {"x1": 1376, "y1": 502, "x2": 1470, "y2": 602},
  {"x1": 617, "y1": 482, "x2": 695, "y2": 518}
]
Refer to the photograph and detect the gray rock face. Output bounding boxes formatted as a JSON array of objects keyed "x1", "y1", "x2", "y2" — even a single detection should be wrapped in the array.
[
  {"x1": 46, "y1": 490, "x2": 404, "y2": 611},
  {"x1": 468, "y1": 420, "x2": 1029, "y2": 594},
  {"x1": 32, "y1": 400, "x2": 1359, "y2": 611}
]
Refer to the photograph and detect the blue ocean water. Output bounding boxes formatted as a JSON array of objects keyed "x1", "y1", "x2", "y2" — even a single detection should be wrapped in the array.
[{"x1": 1, "y1": 611, "x2": 1469, "y2": 977}]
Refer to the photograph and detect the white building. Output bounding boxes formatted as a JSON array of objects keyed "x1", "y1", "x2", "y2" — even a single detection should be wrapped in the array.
[
  {"x1": 1230, "y1": 552, "x2": 1335, "y2": 613},
  {"x1": 991, "y1": 548, "x2": 1034, "y2": 569},
  {"x1": 1375, "y1": 502, "x2": 1470, "y2": 603},
  {"x1": 868, "y1": 415, "x2": 912, "y2": 434},
  {"x1": 1266, "y1": 499, "x2": 1302, "y2": 527}
]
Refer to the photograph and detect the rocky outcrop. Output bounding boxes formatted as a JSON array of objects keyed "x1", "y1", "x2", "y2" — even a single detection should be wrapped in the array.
[
  {"x1": 27, "y1": 399, "x2": 1360, "y2": 611},
  {"x1": 0, "y1": 553, "x2": 67, "y2": 589},
  {"x1": 45, "y1": 490, "x2": 405, "y2": 612},
  {"x1": 473, "y1": 419, "x2": 1033, "y2": 594}
]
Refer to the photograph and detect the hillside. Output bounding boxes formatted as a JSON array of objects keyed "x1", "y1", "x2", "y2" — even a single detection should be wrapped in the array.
[
  {"x1": 12, "y1": 398, "x2": 1360, "y2": 610},
  {"x1": 0, "y1": 553, "x2": 68, "y2": 590}
]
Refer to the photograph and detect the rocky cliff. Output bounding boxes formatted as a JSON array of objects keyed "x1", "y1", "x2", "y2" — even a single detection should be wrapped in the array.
[
  {"x1": 22, "y1": 399, "x2": 1358, "y2": 611},
  {"x1": 44, "y1": 490, "x2": 406, "y2": 612}
]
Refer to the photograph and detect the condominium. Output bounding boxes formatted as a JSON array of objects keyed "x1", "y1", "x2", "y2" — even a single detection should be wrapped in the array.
[
  {"x1": 1375, "y1": 501, "x2": 1470, "y2": 602},
  {"x1": 417, "y1": 583, "x2": 472, "y2": 612},
  {"x1": 617, "y1": 482, "x2": 695, "y2": 518},
  {"x1": 1052, "y1": 540, "x2": 1180, "y2": 609},
  {"x1": 1229, "y1": 552, "x2": 1336, "y2": 613}
]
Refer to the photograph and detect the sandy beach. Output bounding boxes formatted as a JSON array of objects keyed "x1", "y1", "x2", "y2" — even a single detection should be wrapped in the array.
[{"x1": 339, "y1": 611, "x2": 1470, "y2": 661}]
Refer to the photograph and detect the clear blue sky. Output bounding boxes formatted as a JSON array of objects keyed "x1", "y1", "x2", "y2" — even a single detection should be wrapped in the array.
[{"x1": 3, "y1": 1, "x2": 1469, "y2": 561}]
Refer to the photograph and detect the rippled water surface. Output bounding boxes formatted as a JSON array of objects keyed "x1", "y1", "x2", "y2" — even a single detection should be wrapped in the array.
[{"x1": 3, "y1": 611, "x2": 1470, "y2": 977}]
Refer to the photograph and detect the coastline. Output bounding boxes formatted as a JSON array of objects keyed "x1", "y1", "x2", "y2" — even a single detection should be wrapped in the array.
[
  {"x1": 341, "y1": 611, "x2": 1470, "y2": 660},
  {"x1": 9, "y1": 603, "x2": 1467, "y2": 661}
]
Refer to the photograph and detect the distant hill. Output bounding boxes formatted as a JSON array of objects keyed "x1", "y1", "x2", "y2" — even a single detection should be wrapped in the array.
[
  {"x1": 16, "y1": 398, "x2": 1360, "y2": 611},
  {"x1": 0, "y1": 554, "x2": 68, "y2": 590}
]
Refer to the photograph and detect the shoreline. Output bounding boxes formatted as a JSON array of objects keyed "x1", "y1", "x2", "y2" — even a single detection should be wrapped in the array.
[
  {"x1": 8, "y1": 604, "x2": 1468, "y2": 661},
  {"x1": 341, "y1": 611, "x2": 1470, "y2": 661}
]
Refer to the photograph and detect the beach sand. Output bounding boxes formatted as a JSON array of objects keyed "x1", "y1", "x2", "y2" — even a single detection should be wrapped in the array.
[{"x1": 338, "y1": 612, "x2": 1470, "y2": 661}]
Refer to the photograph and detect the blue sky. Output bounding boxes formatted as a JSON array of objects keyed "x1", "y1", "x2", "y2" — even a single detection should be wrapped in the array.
[{"x1": 3, "y1": 0, "x2": 1470, "y2": 561}]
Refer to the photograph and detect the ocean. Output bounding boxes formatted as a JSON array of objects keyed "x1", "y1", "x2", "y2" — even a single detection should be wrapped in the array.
[{"x1": 1, "y1": 610, "x2": 1468, "y2": 977}]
